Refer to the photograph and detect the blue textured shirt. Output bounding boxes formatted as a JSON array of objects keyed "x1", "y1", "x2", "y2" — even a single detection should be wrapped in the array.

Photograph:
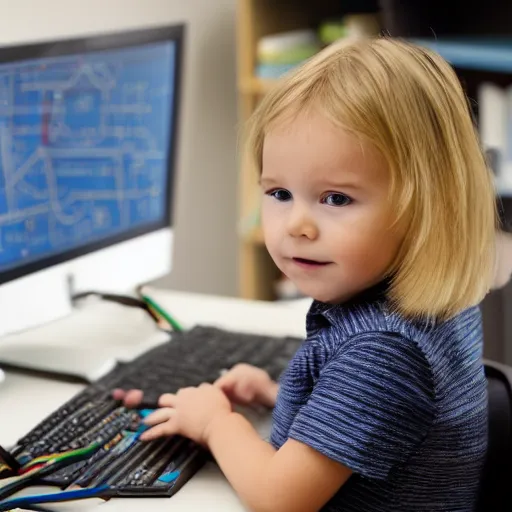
[{"x1": 270, "y1": 288, "x2": 487, "y2": 511}]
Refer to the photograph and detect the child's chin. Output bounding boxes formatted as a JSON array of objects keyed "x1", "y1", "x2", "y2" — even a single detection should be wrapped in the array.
[
  {"x1": 301, "y1": 288, "x2": 342, "y2": 304},
  {"x1": 306, "y1": 288, "x2": 351, "y2": 305}
]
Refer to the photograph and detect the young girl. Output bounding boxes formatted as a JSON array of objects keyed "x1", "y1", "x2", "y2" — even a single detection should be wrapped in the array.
[{"x1": 116, "y1": 37, "x2": 496, "y2": 511}]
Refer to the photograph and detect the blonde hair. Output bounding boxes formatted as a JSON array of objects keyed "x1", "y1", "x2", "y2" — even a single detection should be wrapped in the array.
[{"x1": 245, "y1": 37, "x2": 497, "y2": 320}]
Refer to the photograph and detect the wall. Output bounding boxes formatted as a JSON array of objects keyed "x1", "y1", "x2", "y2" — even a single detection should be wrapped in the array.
[{"x1": 0, "y1": 0, "x2": 239, "y2": 296}]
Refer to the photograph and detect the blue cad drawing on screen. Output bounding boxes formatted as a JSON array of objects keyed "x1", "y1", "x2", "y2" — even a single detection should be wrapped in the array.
[{"x1": 0, "y1": 41, "x2": 175, "y2": 274}]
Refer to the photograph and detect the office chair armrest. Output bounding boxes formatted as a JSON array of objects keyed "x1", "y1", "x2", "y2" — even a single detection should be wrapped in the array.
[{"x1": 484, "y1": 359, "x2": 512, "y2": 388}]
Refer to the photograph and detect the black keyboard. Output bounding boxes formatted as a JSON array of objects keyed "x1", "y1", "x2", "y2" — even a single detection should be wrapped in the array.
[{"x1": 9, "y1": 326, "x2": 302, "y2": 499}]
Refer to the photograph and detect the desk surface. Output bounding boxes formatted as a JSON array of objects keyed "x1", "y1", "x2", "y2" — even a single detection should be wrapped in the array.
[{"x1": 0, "y1": 290, "x2": 311, "y2": 511}]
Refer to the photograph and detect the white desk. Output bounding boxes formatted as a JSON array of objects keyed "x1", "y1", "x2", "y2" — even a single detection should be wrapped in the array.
[{"x1": 0, "y1": 290, "x2": 311, "y2": 511}]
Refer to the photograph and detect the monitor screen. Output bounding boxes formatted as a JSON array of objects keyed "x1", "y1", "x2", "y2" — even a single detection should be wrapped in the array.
[{"x1": 0, "y1": 26, "x2": 182, "y2": 283}]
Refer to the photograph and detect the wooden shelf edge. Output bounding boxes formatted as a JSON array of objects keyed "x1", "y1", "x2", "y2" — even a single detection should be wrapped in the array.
[
  {"x1": 240, "y1": 226, "x2": 265, "y2": 244},
  {"x1": 238, "y1": 77, "x2": 279, "y2": 95}
]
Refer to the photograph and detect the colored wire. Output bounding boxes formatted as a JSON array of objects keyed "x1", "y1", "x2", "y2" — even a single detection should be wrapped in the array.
[
  {"x1": 0, "y1": 461, "x2": 58, "y2": 500},
  {"x1": 0, "y1": 445, "x2": 20, "y2": 472},
  {"x1": 0, "y1": 485, "x2": 110, "y2": 511},
  {"x1": 19, "y1": 462, "x2": 46, "y2": 475},
  {"x1": 72, "y1": 290, "x2": 175, "y2": 331},
  {"x1": 0, "y1": 463, "x2": 12, "y2": 475},
  {"x1": 140, "y1": 294, "x2": 183, "y2": 332},
  {"x1": 0, "y1": 443, "x2": 102, "y2": 501},
  {"x1": 146, "y1": 303, "x2": 172, "y2": 330},
  {"x1": 21, "y1": 443, "x2": 100, "y2": 471}
]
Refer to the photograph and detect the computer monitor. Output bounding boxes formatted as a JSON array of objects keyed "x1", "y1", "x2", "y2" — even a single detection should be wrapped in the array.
[{"x1": 0, "y1": 25, "x2": 184, "y2": 339}]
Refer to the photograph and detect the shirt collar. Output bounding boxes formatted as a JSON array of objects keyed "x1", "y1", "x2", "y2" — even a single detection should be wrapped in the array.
[{"x1": 306, "y1": 279, "x2": 390, "y2": 331}]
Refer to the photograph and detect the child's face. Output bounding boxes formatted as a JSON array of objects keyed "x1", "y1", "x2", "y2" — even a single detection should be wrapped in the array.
[{"x1": 261, "y1": 112, "x2": 404, "y2": 304}]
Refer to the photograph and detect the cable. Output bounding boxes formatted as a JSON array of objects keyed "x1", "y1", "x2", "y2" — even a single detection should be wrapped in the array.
[
  {"x1": 0, "y1": 485, "x2": 110, "y2": 511},
  {"x1": 72, "y1": 288, "x2": 183, "y2": 332},
  {"x1": 71, "y1": 290, "x2": 179, "y2": 332},
  {"x1": 20, "y1": 443, "x2": 100, "y2": 473},
  {"x1": 0, "y1": 464, "x2": 11, "y2": 478},
  {"x1": 72, "y1": 290, "x2": 161, "y2": 323},
  {"x1": 139, "y1": 292, "x2": 183, "y2": 332},
  {"x1": 0, "y1": 443, "x2": 102, "y2": 501},
  {"x1": 0, "y1": 462, "x2": 58, "y2": 501},
  {"x1": 0, "y1": 444, "x2": 21, "y2": 472}
]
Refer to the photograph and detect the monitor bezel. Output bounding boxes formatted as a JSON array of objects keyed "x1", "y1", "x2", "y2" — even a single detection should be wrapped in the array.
[{"x1": 0, "y1": 24, "x2": 184, "y2": 286}]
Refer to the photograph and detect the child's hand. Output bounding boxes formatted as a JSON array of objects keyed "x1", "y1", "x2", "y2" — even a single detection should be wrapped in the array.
[
  {"x1": 214, "y1": 363, "x2": 278, "y2": 408},
  {"x1": 112, "y1": 388, "x2": 144, "y2": 408},
  {"x1": 140, "y1": 383, "x2": 232, "y2": 445}
]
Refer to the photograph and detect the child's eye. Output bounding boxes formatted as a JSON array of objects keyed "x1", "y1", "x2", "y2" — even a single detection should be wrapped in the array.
[
  {"x1": 267, "y1": 189, "x2": 292, "y2": 202},
  {"x1": 321, "y1": 192, "x2": 352, "y2": 207}
]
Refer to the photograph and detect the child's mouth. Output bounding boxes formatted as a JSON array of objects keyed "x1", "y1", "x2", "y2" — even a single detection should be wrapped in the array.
[{"x1": 292, "y1": 257, "x2": 331, "y2": 268}]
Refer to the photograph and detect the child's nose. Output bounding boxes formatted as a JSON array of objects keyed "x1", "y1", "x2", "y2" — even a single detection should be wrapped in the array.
[{"x1": 286, "y1": 204, "x2": 319, "y2": 240}]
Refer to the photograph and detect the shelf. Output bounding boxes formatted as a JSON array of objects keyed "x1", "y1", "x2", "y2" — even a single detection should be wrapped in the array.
[
  {"x1": 236, "y1": 0, "x2": 360, "y2": 301},
  {"x1": 412, "y1": 38, "x2": 512, "y2": 74},
  {"x1": 241, "y1": 40, "x2": 512, "y2": 92},
  {"x1": 241, "y1": 226, "x2": 265, "y2": 244},
  {"x1": 238, "y1": 77, "x2": 279, "y2": 95}
]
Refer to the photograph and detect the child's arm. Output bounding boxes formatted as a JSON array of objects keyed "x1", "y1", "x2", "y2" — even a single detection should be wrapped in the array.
[
  {"x1": 141, "y1": 333, "x2": 437, "y2": 511},
  {"x1": 140, "y1": 385, "x2": 350, "y2": 512},
  {"x1": 206, "y1": 412, "x2": 352, "y2": 512}
]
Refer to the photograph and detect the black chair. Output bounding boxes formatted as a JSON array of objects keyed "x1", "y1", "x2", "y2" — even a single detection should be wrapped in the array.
[{"x1": 476, "y1": 361, "x2": 512, "y2": 511}]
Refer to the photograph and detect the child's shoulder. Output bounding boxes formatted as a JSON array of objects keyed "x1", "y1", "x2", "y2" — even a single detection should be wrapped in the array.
[
  {"x1": 306, "y1": 296, "x2": 396, "y2": 341},
  {"x1": 306, "y1": 296, "x2": 483, "y2": 359}
]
